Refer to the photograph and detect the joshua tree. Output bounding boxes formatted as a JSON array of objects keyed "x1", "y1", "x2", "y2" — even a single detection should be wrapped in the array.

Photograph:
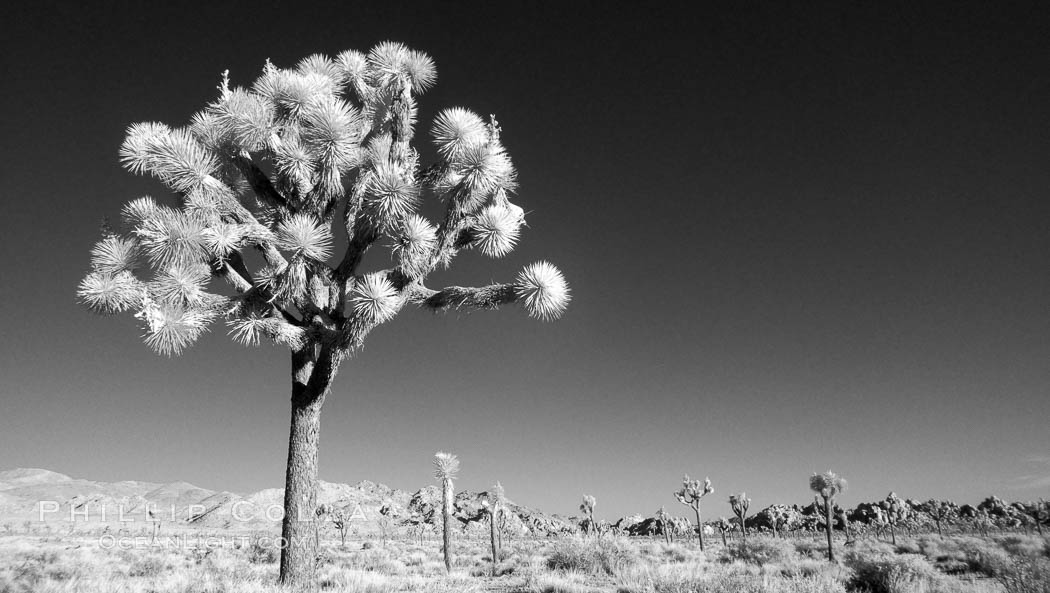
[
  {"x1": 880, "y1": 492, "x2": 908, "y2": 546},
  {"x1": 377, "y1": 502, "x2": 398, "y2": 547},
  {"x1": 579, "y1": 495, "x2": 597, "y2": 536},
  {"x1": 674, "y1": 475, "x2": 713, "y2": 550},
  {"x1": 497, "y1": 508, "x2": 508, "y2": 549},
  {"x1": 434, "y1": 452, "x2": 459, "y2": 573},
  {"x1": 716, "y1": 516, "x2": 734, "y2": 546},
  {"x1": 810, "y1": 471, "x2": 847, "y2": 562},
  {"x1": 925, "y1": 499, "x2": 958, "y2": 538},
  {"x1": 316, "y1": 504, "x2": 351, "y2": 547},
  {"x1": 655, "y1": 506, "x2": 673, "y2": 544},
  {"x1": 402, "y1": 509, "x2": 428, "y2": 546},
  {"x1": 973, "y1": 508, "x2": 993, "y2": 537},
  {"x1": 729, "y1": 493, "x2": 750, "y2": 544},
  {"x1": 75, "y1": 44, "x2": 569, "y2": 590},
  {"x1": 482, "y1": 481, "x2": 504, "y2": 576},
  {"x1": 1019, "y1": 499, "x2": 1048, "y2": 537}
]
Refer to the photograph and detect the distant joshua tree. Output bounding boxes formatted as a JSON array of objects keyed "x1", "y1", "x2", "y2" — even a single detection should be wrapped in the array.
[
  {"x1": 377, "y1": 502, "x2": 398, "y2": 547},
  {"x1": 75, "y1": 43, "x2": 570, "y2": 591},
  {"x1": 402, "y1": 509, "x2": 428, "y2": 546},
  {"x1": 579, "y1": 495, "x2": 597, "y2": 537},
  {"x1": 810, "y1": 471, "x2": 847, "y2": 561},
  {"x1": 482, "y1": 482, "x2": 504, "y2": 576},
  {"x1": 925, "y1": 499, "x2": 958, "y2": 539},
  {"x1": 433, "y1": 452, "x2": 459, "y2": 573},
  {"x1": 674, "y1": 475, "x2": 713, "y2": 550},
  {"x1": 880, "y1": 492, "x2": 908, "y2": 545},
  {"x1": 767, "y1": 506, "x2": 791, "y2": 539},
  {"x1": 716, "y1": 516, "x2": 735, "y2": 546},
  {"x1": 655, "y1": 506, "x2": 673, "y2": 544},
  {"x1": 729, "y1": 493, "x2": 751, "y2": 544},
  {"x1": 315, "y1": 503, "x2": 349, "y2": 547},
  {"x1": 1020, "y1": 499, "x2": 1048, "y2": 537}
]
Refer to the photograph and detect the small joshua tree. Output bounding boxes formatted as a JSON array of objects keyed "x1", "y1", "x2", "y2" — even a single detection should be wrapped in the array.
[
  {"x1": 674, "y1": 475, "x2": 713, "y2": 550},
  {"x1": 316, "y1": 503, "x2": 352, "y2": 547},
  {"x1": 880, "y1": 492, "x2": 908, "y2": 546},
  {"x1": 377, "y1": 502, "x2": 398, "y2": 547},
  {"x1": 579, "y1": 495, "x2": 597, "y2": 537},
  {"x1": 926, "y1": 499, "x2": 958, "y2": 539},
  {"x1": 810, "y1": 471, "x2": 847, "y2": 561},
  {"x1": 1020, "y1": 499, "x2": 1048, "y2": 537},
  {"x1": 76, "y1": 44, "x2": 570, "y2": 591},
  {"x1": 729, "y1": 493, "x2": 750, "y2": 544},
  {"x1": 402, "y1": 509, "x2": 428, "y2": 546},
  {"x1": 655, "y1": 506, "x2": 673, "y2": 544},
  {"x1": 482, "y1": 481, "x2": 504, "y2": 576},
  {"x1": 716, "y1": 516, "x2": 734, "y2": 546},
  {"x1": 434, "y1": 452, "x2": 459, "y2": 573},
  {"x1": 973, "y1": 508, "x2": 992, "y2": 537}
]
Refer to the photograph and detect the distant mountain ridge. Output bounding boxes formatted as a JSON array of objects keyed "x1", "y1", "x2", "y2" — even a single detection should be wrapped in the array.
[{"x1": 0, "y1": 468, "x2": 574, "y2": 535}]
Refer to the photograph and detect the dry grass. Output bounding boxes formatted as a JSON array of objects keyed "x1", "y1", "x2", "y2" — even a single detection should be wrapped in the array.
[{"x1": 0, "y1": 531, "x2": 1039, "y2": 592}]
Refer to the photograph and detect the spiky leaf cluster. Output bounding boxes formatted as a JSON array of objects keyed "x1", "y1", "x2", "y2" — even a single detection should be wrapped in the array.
[
  {"x1": 810, "y1": 471, "x2": 848, "y2": 501},
  {"x1": 79, "y1": 44, "x2": 569, "y2": 359},
  {"x1": 580, "y1": 494, "x2": 596, "y2": 516},
  {"x1": 729, "y1": 493, "x2": 750, "y2": 517},
  {"x1": 675, "y1": 474, "x2": 713, "y2": 508},
  {"x1": 433, "y1": 452, "x2": 460, "y2": 481}
]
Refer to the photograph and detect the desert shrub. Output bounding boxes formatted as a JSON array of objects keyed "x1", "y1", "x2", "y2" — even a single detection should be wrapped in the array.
[
  {"x1": 126, "y1": 553, "x2": 172, "y2": 577},
  {"x1": 724, "y1": 538, "x2": 798, "y2": 566},
  {"x1": 994, "y1": 556, "x2": 1050, "y2": 593},
  {"x1": 318, "y1": 566, "x2": 396, "y2": 592},
  {"x1": 247, "y1": 539, "x2": 279, "y2": 564},
  {"x1": 895, "y1": 539, "x2": 922, "y2": 555},
  {"x1": 779, "y1": 558, "x2": 832, "y2": 578},
  {"x1": 546, "y1": 537, "x2": 638, "y2": 576},
  {"x1": 405, "y1": 551, "x2": 428, "y2": 566},
  {"x1": 795, "y1": 540, "x2": 831, "y2": 560},
  {"x1": 998, "y1": 536, "x2": 1050, "y2": 560},
  {"x1": 844, "y1": 552, "x2": 941, "y2": 593},
  {"x1": 528, "y1": 571, "x2": 593, "y2": 593},
  {"x1": 964, "y1": 543, "x2": 1014, "y2": 576}
]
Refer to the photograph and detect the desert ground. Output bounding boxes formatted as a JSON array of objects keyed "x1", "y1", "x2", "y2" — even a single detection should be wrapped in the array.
[{"x1": 0, "y1": 529, "x2": 1046, "y2": 593}]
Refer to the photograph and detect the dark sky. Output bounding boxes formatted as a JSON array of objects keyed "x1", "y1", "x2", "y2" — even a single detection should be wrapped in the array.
[{"x1": 2, "y1": 1, "x2": 1049, "y2": 519}]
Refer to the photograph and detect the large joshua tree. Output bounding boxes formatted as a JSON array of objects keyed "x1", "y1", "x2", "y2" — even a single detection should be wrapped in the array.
[
  {"x1": 674, "y1": 474, "x2": 713, "y2": 550},
  {"x1": 729, "y1": 492, "x2": 750, "y2": 544},
  {"x1": 433, "y1": 452, "x2": 459, "y2": 574},
  {"x1": 579, "y1": 494, "x2": 597, "y2": 536},
  {"x1": 880, "y1": 492, "x2": 908, "y2": 546},
  {"x1": 810, "y1": 471, "x2": 847, "y2": 562},
  {"x1": 75, "y1": 44, "x2": 570, "y2": 590},
  {"x1": 483, "y1": 481, "x2": 504, "y2": 577}
]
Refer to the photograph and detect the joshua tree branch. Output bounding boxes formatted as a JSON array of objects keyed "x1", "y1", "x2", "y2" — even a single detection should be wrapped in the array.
[
  {"x1": 219, "y1": 252, "x2": 255, "y2": 290},
  {"x1": 219, "y1": 260, "x2": 253, "y2": 293},
  {"x1": 233, "y1": 153, "x2": 291, "y2": 213},
  {"x1": 411, "y1": 283, "x2": 518, "y2": 312},
  {"x1": 335, "y1": 216, "x2": 379, "y2": 282}
]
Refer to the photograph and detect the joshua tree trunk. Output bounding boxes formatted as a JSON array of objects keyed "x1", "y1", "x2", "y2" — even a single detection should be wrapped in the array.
[
  {"x1": 889, "y1": 523, "x2": 896, "y2": 546},
  {"x1": 489, "y1": 508, "x2": 499, "y2": 576},
  {"x1": 442, "y1": 478, "x2": 453, "y2": 573},
  {"x1": 720, "y1": 531, "x2": 727, "y2": 546},
  {"x1": 824, "y1": 499, "x2": 835, "y2": 562},
  {"x1": 694, "y1": 507, "x2": 704, "y2": 550},
  {"x1": 279, "y1": 347, "x2": 337, "y2": 591},
  {"x1": 740, "y1": 523, "x2": 747, "y2": 545}
]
